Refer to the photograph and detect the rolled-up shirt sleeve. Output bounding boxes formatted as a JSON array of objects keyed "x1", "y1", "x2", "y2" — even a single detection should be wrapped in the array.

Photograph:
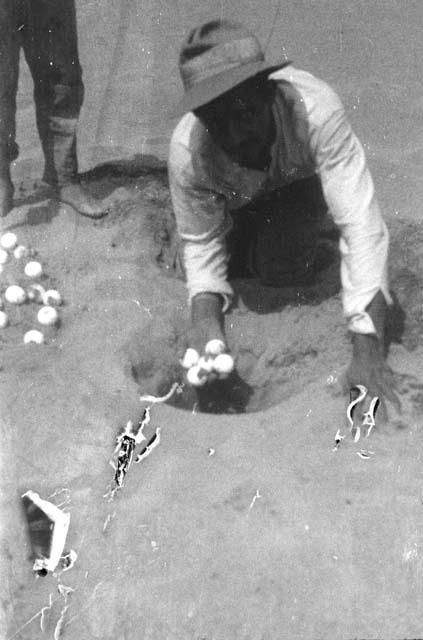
[
  {"x1": 311, "y1": 106, "x2": 392, "y2": 335},
  {"x1": 168, "y1": 137, "x2": 234, "y2": 310}
]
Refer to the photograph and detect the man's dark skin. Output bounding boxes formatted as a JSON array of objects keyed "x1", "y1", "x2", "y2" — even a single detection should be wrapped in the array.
[{"x1": 188, "y1": 75, "x2": 399, "y2": 419}]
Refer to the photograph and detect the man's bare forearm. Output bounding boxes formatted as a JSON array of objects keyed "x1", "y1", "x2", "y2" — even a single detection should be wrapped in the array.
[{"x1": 191, "y1": 292, "x2": 224, "y2": 327}]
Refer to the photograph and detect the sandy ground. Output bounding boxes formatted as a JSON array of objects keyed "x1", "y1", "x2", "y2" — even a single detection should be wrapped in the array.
[{"x1": 2, "y1": 2, "x2": 423, "y2": 640}]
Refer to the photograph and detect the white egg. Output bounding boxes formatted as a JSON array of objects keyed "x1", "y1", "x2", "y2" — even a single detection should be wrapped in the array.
[
  {"x1": 43, "y1": 289, "x2": 62, "y2": 306},
  {"x1": 13, "y1": 245, "x2": 29, "y2": 260},
  {"x1": 24, "y1": 330, "x2": 44, "y2": 345},
  {"x1": 5, "y1": 285, "x2": 26, "y2": 304},
  {"x1": 37, "y1": 305, "x2": 58, "y2": 326},
  {"x1": 198, "y1": 355, "x2": 214, "y2": 374},
  {"x1": 186, "y1": 364, "x2": 208, "y2": 387},
  {"x1": 27, "y1": 284, "x2": 46, "y2": 303},
  {"x1": 0, "y1": 232, "x2": 17, "y2": 250},
  {"x1": 0, "y1": 249, "x2": 9, "y2": 265},
  {"x1": 212, "y1": 353, "x2": 235, "y2": 377},
  {"x1": 0, "y1": 311, "x2": 8, "y2": 328},
  {"x1": 205, "y1": 339, "x2": 226, "y2": 356},
  {"x1": 181, "y1": 347, "x2": 200, "y2": 369},
  {"x1": 24, "y1": 261, "x2": 43, "y2": 278}
]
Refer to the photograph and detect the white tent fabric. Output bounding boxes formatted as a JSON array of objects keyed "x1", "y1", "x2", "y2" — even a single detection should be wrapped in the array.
[{"x1": 13, "y1": 1, "x2": 423, "y2": 177}]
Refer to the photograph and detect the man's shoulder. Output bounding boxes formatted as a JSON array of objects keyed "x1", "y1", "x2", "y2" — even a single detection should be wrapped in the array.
[
  {"x1": 169, "y1": 112, "x2": 209, "y2": 159},
  {"x1": 169, "y1": 113, "x2": 227, "y2": 189},
  {"x1": 270, "y1": 65, "x2": 343, "y2": 121},
  {"x1": 170, "y1": 112, "x2": 198, "y2": 148}
]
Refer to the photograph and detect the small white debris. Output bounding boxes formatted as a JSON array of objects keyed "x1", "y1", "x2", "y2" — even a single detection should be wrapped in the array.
[
  {"x1": 332, "y1": 428, "x2": 345, "y2": 451},
  {"x1": 356, "y1": 449, "x2": 375, "y2": 460},
  {"x1": 208, "y1": 448, "x2": 215, "y2": 456},
  {"x1": 248, "y1": 489, "x2": 262, "y2": 512}
]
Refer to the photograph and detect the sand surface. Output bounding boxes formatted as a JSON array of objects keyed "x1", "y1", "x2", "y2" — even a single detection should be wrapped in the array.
[{"x1": 2, "y1": 2, "x2": 423, "y2": 639}]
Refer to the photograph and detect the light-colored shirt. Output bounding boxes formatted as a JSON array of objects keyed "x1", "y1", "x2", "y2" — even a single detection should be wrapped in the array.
[{"x1": 168, "y1": 65, "x2": 392, "y2": 335}]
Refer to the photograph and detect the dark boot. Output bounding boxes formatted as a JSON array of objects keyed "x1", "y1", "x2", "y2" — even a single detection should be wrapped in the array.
[{"x1": 39, "y1": 114, "x2": 108, "y2": 219}]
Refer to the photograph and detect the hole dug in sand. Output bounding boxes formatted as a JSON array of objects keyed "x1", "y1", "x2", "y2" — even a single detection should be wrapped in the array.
[{"x1": 126, "y1": 301, "x2": 343, "y2": 415}]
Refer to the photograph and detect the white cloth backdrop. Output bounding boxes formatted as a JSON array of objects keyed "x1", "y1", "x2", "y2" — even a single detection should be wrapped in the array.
[{"x1": 13, "y1": 1, "x2": 423, "y2": 178}]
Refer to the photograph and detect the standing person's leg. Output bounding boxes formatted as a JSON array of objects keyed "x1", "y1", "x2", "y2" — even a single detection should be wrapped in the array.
[
  {"x1": 23, "y1": 0, "x2": 106, "y2": 218},
  {"x1": 0, "y1": 0, "x2": 21, "y2": 218}
]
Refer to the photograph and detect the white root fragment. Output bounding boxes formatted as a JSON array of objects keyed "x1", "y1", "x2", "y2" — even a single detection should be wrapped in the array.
[
  {"x1": 353, "y1": 425, "x2": 361, "y2": 443},
  {"x1": 357, "y1": 451, "x2": 371, "y2": 459},
  {"x1": 248, "y1": 489, "x2": 262, "y2": 512},
  {"x1": 347, "y1": 384, "x2": 368, "y2": 429},
  {"x1": 139, "y1": 381, "x2": 183, "y2": 404},
  {"x1": 60, "y1": 549, "x2": 78, "y2": 572},
  {"x1": 135, "y1": 427, "x2": 161, "y2": 463},
  {"x1": 363, "y1": 396, "x2": 380, "y2": 437}
]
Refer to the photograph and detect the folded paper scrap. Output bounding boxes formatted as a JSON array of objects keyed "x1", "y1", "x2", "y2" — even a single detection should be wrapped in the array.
[{"x1": 21, "y1": 490, "x2": 70, "y2": 575}]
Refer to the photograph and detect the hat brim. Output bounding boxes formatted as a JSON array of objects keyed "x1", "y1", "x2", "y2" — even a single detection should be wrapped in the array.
[{"x1": 170, "y1": 60, "x2": 290, "y2": 118}]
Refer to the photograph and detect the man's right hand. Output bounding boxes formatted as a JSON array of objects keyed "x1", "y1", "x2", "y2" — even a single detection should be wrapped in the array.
[{"x1": 181, "y1": 292, "x2": 235, "y2": 386}]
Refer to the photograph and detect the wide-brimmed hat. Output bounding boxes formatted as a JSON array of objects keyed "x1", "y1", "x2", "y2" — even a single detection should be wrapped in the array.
[{"x1": 172, "y1": 19, "x2": 290, "y2": 117}]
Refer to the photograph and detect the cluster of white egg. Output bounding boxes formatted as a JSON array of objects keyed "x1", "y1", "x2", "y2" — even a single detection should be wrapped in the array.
[
  {"x1": 0, "y1": 232, "x2": 63, "y2": 344},
  {"x1": 181, "y1": 338, "x2": 235, "y2": 387}
]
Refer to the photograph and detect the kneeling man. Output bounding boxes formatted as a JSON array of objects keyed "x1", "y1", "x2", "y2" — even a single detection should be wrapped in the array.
[{"x1": 168, "y1": 20, "x2": 397, "y2": 413}]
